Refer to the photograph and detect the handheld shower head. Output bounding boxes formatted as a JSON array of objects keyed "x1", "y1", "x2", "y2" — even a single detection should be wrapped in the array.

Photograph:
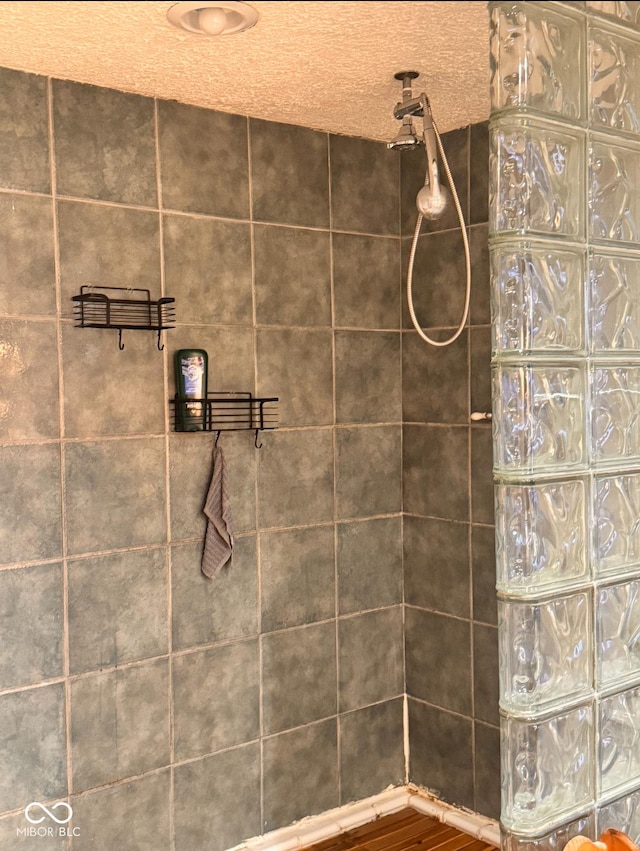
[{"x1": 416, "y1": 121, "x2": 448, "y2": 219}]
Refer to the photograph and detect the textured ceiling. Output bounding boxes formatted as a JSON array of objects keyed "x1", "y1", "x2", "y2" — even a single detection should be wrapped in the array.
[{"x1": 0, "y1": 1, "x2": 491, "y2": 141}]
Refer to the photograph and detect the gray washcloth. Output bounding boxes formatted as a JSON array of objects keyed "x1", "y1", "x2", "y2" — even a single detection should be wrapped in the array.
[{"x1": 201, "y1": 445, "x2": 234, "y2": 579}]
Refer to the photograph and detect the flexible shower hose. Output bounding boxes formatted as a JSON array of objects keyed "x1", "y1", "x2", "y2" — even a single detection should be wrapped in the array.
[{"x1": 406, "y1": 119, "x2": 472, "y2": 347}]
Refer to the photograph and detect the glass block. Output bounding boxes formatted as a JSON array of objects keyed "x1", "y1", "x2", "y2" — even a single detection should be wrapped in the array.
[
  {"x1": 589, "y1": 138, "x2": 640, "y2": 245},
  {"x1": 591, "y1": 250, "x2": 640, "y2": 351},
  {"x1": 501, "y1": 813, "x2": 596, "y2": 851},
  {"x1": 598, "y1": 786, "x2": 640, "y2": 843},
  {"x1": 597, "y1": 579, "x2": 640, "y2": 690},
  {"x1": 599, "y1": 686, "x2": 640, "y2": 797},
  {"x1": 495, "y1": 479, "x2": 589, "y2": 596},
  {"x1": 587, "y1": 2, "x2": 640, "y2": 30},
  {"x1": 591, "y1": 365, "x2": 640, "y2": 465},
  {"x1": 493, "y1": 364, "x2": 586, "y2": 474},
  {"x1": 594, "y1": 472, "x2": 640, "y2": 577},
  {"x1": 490, "y1": 118, "x2": 586, "y2": 238},
  {"x1": 590, "y1": 24, "x2": 640, "y2": 135},
  {"x1": 499, "y1": 593, "x2": 593, "y2": 714},
  {"x1": 501, "y1": 704, "x2": 594, "y2": 834},
  {"x1": 490, "y1": 2, "x2": 585, "y2": 120},
  {"x1": 491, "y1": 242, "x2": 586, "y2": 355}
]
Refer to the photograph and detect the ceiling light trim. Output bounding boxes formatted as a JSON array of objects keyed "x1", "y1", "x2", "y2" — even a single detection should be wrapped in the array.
[{"x1": 167, "y1": 1, "x2": 259, "y2": 36}]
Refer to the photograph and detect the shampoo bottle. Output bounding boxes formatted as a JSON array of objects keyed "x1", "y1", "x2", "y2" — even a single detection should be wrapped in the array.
[{"x1": 175, "y1": 349, "x2": 208, "y2": 431}]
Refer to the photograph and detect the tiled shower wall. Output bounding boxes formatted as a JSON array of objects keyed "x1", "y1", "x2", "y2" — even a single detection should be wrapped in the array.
[
  {"x1": 400, "y1": 123, "x2": 500, "y2": 819},
  {"x1": 0, "y1": 67, "x2": 406, "y2": 850},
  {"x1": 0, "y1": 64, "x2": 497, "y2": 849}
]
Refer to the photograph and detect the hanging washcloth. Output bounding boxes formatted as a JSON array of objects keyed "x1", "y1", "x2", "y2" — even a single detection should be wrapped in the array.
[{"x1": 201, "y1": 444, "x2": 234, "y2": 579}]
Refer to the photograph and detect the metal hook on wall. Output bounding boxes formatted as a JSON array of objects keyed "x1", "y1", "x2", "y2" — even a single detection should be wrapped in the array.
[
  {"x1": 157, "y1": 330, "x2": 164, "y2": 351},
  {"x1": 117, "y1": 328, "x2": 125, "y2": 351},
  {"x1": 254, "y1": 429, "x2": 263, "y2": 449}
]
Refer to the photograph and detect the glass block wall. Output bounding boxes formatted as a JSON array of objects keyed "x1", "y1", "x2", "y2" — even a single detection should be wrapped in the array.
[{"x1": 489, "y1": 2, "x2": 640, "y2": 848}]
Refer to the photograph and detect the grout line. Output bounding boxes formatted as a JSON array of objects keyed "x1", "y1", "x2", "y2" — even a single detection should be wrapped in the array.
[
  {"x1": 327, "y1": 129, "x2": 343, "y2": 807},
  {"x1": 153, "y1": 96, "x2": 176, "y2": 851},
  {"x1": 247, "y1": 116, "x2": 266, "y2": 833},
  {"x1": 48, "y1": 78, "x2": 73, "y2": 844}
]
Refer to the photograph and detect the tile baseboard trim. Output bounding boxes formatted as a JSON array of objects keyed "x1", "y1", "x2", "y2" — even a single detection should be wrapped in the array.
[{"x1": 231, "y1": 785, "x2": 501, "y2": 851}]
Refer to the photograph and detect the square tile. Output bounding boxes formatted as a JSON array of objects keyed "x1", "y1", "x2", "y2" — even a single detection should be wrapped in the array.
[
  {"x1": 338, "y1": 607, "x2": 404, "y2": 712},
  {"x1": 474, "y1": 722, "x2": 501, "y2": 820},
  {"x1": 0, "y1": 563, "x2": 63, "y2": 690},
  {"x1": 0, "y1": 443, "x2": 62, "y2": 566},
  {"x1": 471, "y1": 427, "x2": 494, "y2": 525},
  {"x1": 171, "y1": 536, "x2": 258, "y2": 651},
  {"x1": 473, "y1": 624, "x2": 500, "y2": 726},
  {"x1": 469, "y1": 224, "x2": 490, "y2": 325},
  {"x1": 470, "y1": 121, "x2": 489, "y2": 226},
  {"x1": 0, "y1": 319, "x2": 59, "y2": 440},
  {"x1": 174, "y1": 745, "x2": 260, "y2": 851},
  {"x1": 336, "y1": 426, "x2": 401, "y2": 519},
  {"x1": 254, "y1": 224, "x2": 331, "y2": 327},
  {"x1": 68, "y1": 549, "x2": 167, "y2": 675},
  {"x1": 402, "y1": 329, "x2": 468, "y2": 423},
  {"x1": 61, "y1": 323, "x2": 164, "y2": 438},
  {"x1": 57, "y1": 200, "x2": 160, "y2": 319},
  {"x1": 169, "y1": 431, "x2": 256, "y2": 540},
  {"x1": 169, "y1": 326, "x2": 254, "y2": 400},
  {"x1": 262, "y1": 720, "x2": 338, "y2": 832},
  {"x1": 401, "y1": 230, "x2": 470, "y2": 331},
  {"x1": 53, "y1": 80, "x2": 157, "y2": 206},
  {"x1": 262, "y1": 622, "x2": 336, "y2": 734},
  {"x1": 330, "y1": 135, "x2": 399, "y2": 235},
  {"x1": 0, "y1": 68, "x2": 50, "y2": 193},
  {"x1": 408, "y1": 698, "x2": 474, "y2": 810},
  {"x1": 64, "y1": 438, "x2": 166, "y2": 556},
  {"x1": 333, "y1": 234, "x2": 401, "y2": 330},
  {"x1": 406, "y1": 607, "x2": 471, "y2": 715},
  {"x1": 403, "y1": 425, "x2": 469, "y2": 521},
  {"x1": 472, "y1": 524, "x2": 498, "y2": 626},
  {"x1": 163, "y1": 214, "x2": 252, "y2": 325},
  {"x1": 257, "y1": 429, "x2": 334, "y2": 528},
  {"x1": 256, "y1": 328, "x2": 333, "y2": 427},
  {"x1": 70, "y1": 771, "x2": 170, "y2": 850},
  {"x1": 70, "y1": 659, "x2": 169, "y2": 791},
  {"x1": 0, "y1": 684, "x2": 66, "y2": 812},
  {"x1": 470, "y1": 326, "x2": 492, "y2": 417},
  {"x1": 250, "y1": 119, "x2": 329, "y2": 228},
  {"x1": 335, "y1": 331, "x2": 402, "y2": 424},
  {"x1": 337, "y1": 517, "x2": 402, "y2": 614},
  {"x1": 173, "y1": 639, "x2": 259, "y2": 761},
  {"x1": 0, "y1": 193, "x2": 55, "y2": 316},
  {"x1": 158, "y1": 100, "x2": 249, "y2": 219},
  {"x1": 339, "y1": 700, "x2": 405, "y2": 804},
  {"x1": 403, "y1": 516, "x2": 470, "y2": 617},
  {"x1": 260, "y1": 525, "x2": 335, "y2": 632}
]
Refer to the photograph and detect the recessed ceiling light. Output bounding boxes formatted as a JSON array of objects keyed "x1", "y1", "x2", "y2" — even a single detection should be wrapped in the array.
[{"x1": 167, "y1": 1, "x2": 259, "y2": 36}]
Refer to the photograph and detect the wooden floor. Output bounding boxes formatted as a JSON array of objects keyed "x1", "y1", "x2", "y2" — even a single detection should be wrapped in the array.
[{"x1": 300, "y1": 809, "x2": 498, "y2": 851}]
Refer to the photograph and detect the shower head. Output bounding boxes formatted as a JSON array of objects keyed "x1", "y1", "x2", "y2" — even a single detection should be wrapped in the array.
[{"x1": 387, "y1": 117, "x2": 423, "y2": 151}]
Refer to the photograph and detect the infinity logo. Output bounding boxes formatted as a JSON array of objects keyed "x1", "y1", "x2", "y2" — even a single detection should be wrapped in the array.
[{"x1": 24, "y1": 802, "x2": 73, "y2": 825}]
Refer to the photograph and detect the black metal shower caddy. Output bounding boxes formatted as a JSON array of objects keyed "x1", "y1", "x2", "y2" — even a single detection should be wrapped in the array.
[
  {"x1": 71, "y1": 285, "x2": 176, "y2": 350},
  {"x1": 170, "y1": 392, "x2": 278, "y2": 448}
]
